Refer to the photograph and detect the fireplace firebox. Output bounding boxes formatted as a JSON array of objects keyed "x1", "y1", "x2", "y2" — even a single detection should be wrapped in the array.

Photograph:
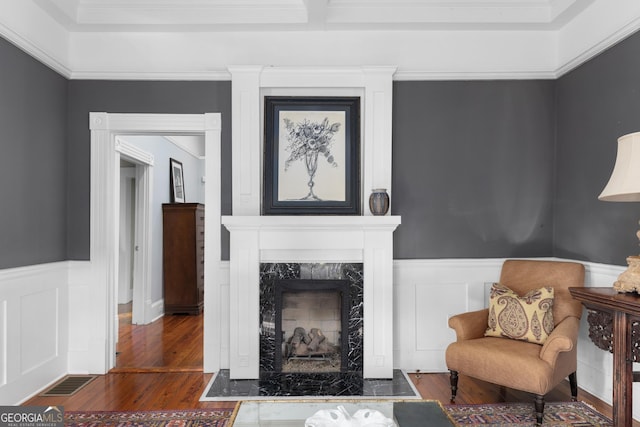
[{"x1": 275, "y1": 279, "x2": 351, "y2": 373}]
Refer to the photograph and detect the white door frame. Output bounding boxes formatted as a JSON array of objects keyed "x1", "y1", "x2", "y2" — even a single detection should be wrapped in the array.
[{"x1": 89, "y1": 112, "x2": 222, "y2": 374}]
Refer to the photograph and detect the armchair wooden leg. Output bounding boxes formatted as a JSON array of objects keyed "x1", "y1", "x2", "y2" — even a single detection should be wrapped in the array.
[
  {"x1": 569, "y1": 372, "x2": 578, "y2": 401},
  {"x1": 449, "y1": 370, "x2": 458, "y2": 403},
  {"x1": 534, "y1": 395, "x2": 545, "y2": 425}
]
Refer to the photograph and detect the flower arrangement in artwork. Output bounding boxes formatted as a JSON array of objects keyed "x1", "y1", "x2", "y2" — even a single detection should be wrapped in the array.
[{"x1": 282, "y1": 117, "x2": 341, "y2": 200}]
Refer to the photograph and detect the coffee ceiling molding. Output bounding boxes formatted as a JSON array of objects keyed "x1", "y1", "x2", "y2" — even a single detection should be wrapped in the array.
[{"x1": 1, "y1": 0, "x2": 640, "y2": 80}]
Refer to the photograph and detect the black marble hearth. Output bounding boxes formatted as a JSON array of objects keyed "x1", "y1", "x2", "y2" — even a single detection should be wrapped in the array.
[{"x1": 201, "y1": 369, "x2": 420, "y2": 400}]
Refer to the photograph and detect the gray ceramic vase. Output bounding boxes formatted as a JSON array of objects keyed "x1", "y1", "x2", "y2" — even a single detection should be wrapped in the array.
[{"x1": 369, "y1": 189, "x2": 390, "y2": 215}]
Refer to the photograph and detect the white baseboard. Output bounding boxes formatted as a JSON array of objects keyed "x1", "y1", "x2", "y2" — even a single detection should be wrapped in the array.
[{"x1": 149, "y1": 299, "x2": 164, "y2": 323}]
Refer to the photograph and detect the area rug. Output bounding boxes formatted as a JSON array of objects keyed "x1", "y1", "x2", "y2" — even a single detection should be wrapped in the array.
[
  {"x1": 64, "y1": 408, "x2": 235, "y2": 427},
  {"x1": 444, "y1": 401, "x2": 612, "y2": 427}
]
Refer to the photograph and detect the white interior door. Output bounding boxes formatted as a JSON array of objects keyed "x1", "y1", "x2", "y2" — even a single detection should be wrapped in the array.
[
  {"x1": 131, "y1": 161, "x2": 152, "y2": 325},
  {"x1": 118, "y1": 165, "x2": 136, "y2": 307}
]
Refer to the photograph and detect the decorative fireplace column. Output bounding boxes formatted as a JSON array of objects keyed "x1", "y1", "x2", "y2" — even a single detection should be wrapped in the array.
[{"x1": 222, "y1": 215, "x2": 400, "y2": 379}]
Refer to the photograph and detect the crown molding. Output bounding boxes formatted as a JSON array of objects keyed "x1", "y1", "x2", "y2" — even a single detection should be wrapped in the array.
[
  {"x1": 0, "y1": 21, "x2": 71, "y2": 78},
  {"x1": 555, "y1": 15, "x2": 640, "y2": 78},
  {"x1": 0, "y1": 27, "x2": 616, "y2": 83},
  {"x1": 68, "y1": 69, "x2": 559, "y2": 82},
  {"x1": 394, "y1": 68, "x2": 558, "y2": 81},
  {"x1": 68, "y1": 69, "x2": 232, "y2": 81},
  {"x1": 68, "y1": 67, "x2": 558, "y2": 82},
  {"x1": 2, "y1": 1, "x2": 640, "y2": 82}
]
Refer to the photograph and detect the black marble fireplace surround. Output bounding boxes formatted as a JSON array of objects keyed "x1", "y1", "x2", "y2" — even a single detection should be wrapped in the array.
[
  {"x1": 203, "y1": 263, "x2": 419, "y2": 399},
  {"x1": 260, "y1": 262, "x2": 363, "y2": 374}
]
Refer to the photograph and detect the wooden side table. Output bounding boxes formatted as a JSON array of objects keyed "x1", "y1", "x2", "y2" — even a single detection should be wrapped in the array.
[{"x1": 569, "y1": 287, "x2": 640, "y2": 427}]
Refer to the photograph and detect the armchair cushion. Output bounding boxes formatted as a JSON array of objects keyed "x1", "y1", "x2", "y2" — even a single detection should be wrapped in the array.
[
  {"x1": 446, "y1": 336, "x2": 561, "y2": 395},
  {"x1": 446, "y1": 315, "x2": 580, "y2": 396},
  {"x1": 484, "y1": 283, "x2": 555, "y2": 344}
]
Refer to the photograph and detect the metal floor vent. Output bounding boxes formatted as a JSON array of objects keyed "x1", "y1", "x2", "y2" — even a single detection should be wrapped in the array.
[{"x1": 40, "y1": 375, "x2": 97, "y2": 396}]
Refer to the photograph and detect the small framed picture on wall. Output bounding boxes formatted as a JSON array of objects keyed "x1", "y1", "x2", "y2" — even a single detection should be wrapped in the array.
[{"x1": 169, "y1": 158, "x2": 185, "y2": 203}]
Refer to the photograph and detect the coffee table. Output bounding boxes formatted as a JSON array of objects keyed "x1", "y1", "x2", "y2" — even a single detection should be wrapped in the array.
[{"x1": 229, "y1": 400, "x2": 454, "y2": 426}]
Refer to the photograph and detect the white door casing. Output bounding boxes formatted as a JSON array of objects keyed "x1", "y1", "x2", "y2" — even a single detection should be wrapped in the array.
[{"x1": 89, "y1": 113, "x2": 222, "y2": 373}]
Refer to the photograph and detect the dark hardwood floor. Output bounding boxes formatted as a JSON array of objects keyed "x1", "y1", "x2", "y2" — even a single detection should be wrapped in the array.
[
  {"x1": 24, "y1": 307, "x2": 626, "y2": 423},
  {"x1": 111, "y1": 303, "x2": 203, "y2": 372}
]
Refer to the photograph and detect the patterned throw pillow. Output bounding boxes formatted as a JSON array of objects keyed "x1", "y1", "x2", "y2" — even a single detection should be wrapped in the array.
[{"x1": 484, "y1": 283, "x2": 554, "y2": 344}]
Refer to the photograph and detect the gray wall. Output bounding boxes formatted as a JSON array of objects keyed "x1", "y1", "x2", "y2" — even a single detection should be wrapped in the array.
[
  {"x1": 3, "y1": 30, "x2": 640, "y2": 269},
  {"x1": 0, "y1": 37, "x2": 68, "y2": 269},
  {"x1": 392, "y1": 80, "x2": 556, "y2": 259},
  {"x1": 66, "y1": 80, "x2": 232, "y2": 260},
  {"x1": 555, "y1": 31, "x2": 640, "y2": 265}
]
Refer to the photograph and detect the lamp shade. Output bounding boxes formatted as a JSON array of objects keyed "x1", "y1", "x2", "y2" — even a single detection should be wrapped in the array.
[{"x1": 599, "y1": 132, "x2": 640, "y2": 202}]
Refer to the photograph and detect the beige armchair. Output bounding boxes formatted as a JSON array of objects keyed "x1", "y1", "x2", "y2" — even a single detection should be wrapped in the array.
[{"x1": 445, "y1": 259, "x2": 585, "y2": 425}]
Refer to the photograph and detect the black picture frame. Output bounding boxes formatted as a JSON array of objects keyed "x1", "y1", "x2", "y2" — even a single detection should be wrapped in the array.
[
  {"x1": 263, "y1": 96, "x2": 361, "y2": 215},
  {"x1": 169, "y1": 158, "x2": 185, "y2": 203}
]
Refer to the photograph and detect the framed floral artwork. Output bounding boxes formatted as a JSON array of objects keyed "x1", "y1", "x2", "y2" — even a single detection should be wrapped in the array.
[{"x1": 263, "y1": 96, "x2": 361, "y2": 215}]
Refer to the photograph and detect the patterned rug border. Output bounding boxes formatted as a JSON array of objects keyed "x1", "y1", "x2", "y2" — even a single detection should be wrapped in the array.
[
  {"x1": 64, "y1": 408, "x2": 236, "y2": 427},
  {"x1": 443, "y1": 401, "x2": 612, "y2": 427},
  {"x1": 62, "y1": 401, "x2": 612, "y2": 427}
]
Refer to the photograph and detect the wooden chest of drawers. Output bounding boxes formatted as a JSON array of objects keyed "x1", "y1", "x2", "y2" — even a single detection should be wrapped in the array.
[{"x1": 162, "y1": 203, "x2": 204, "y2": 315}]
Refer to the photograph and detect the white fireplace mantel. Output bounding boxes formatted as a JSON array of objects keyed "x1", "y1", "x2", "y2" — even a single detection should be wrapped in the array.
[
  {"x1": 222, "y1": 215, "x2": 401, "y2": 379},
  {"x1": 223, "y1": 65, "x2": 399, "y2": 380},
  {"x1": 223, "y1": 216, "x2": 401, "y2": 230}
]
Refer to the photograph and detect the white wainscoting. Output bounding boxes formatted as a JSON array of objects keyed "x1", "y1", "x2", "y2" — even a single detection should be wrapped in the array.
[
  {"x1": 67, "y1": 260, "x2": 91, "y2": 374},
  {"x1": 0, "y1": 262, "x2": 69, "y2": 405},
  {"x1": 393, "y1": 258, "x2": 505, "y2": 372},
  {"x1": 2, "y1": 257, "x2": 635, "y2": 418},
  {"x1": 392, "y1": 258, "x2": 637, "y2": 420}
]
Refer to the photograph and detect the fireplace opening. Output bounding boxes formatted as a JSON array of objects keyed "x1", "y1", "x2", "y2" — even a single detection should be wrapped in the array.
[{"x1": 275, "y1": 279, "x2": 350, "y2": 373}]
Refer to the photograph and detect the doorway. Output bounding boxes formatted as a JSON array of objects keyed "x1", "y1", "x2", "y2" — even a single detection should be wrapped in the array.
[
  {"x1": 115, "y1": 134, "x2": 206, "y2": 371},
  {"x1": 88, "y1": 113, "x2": 222, "y2": 375}
]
